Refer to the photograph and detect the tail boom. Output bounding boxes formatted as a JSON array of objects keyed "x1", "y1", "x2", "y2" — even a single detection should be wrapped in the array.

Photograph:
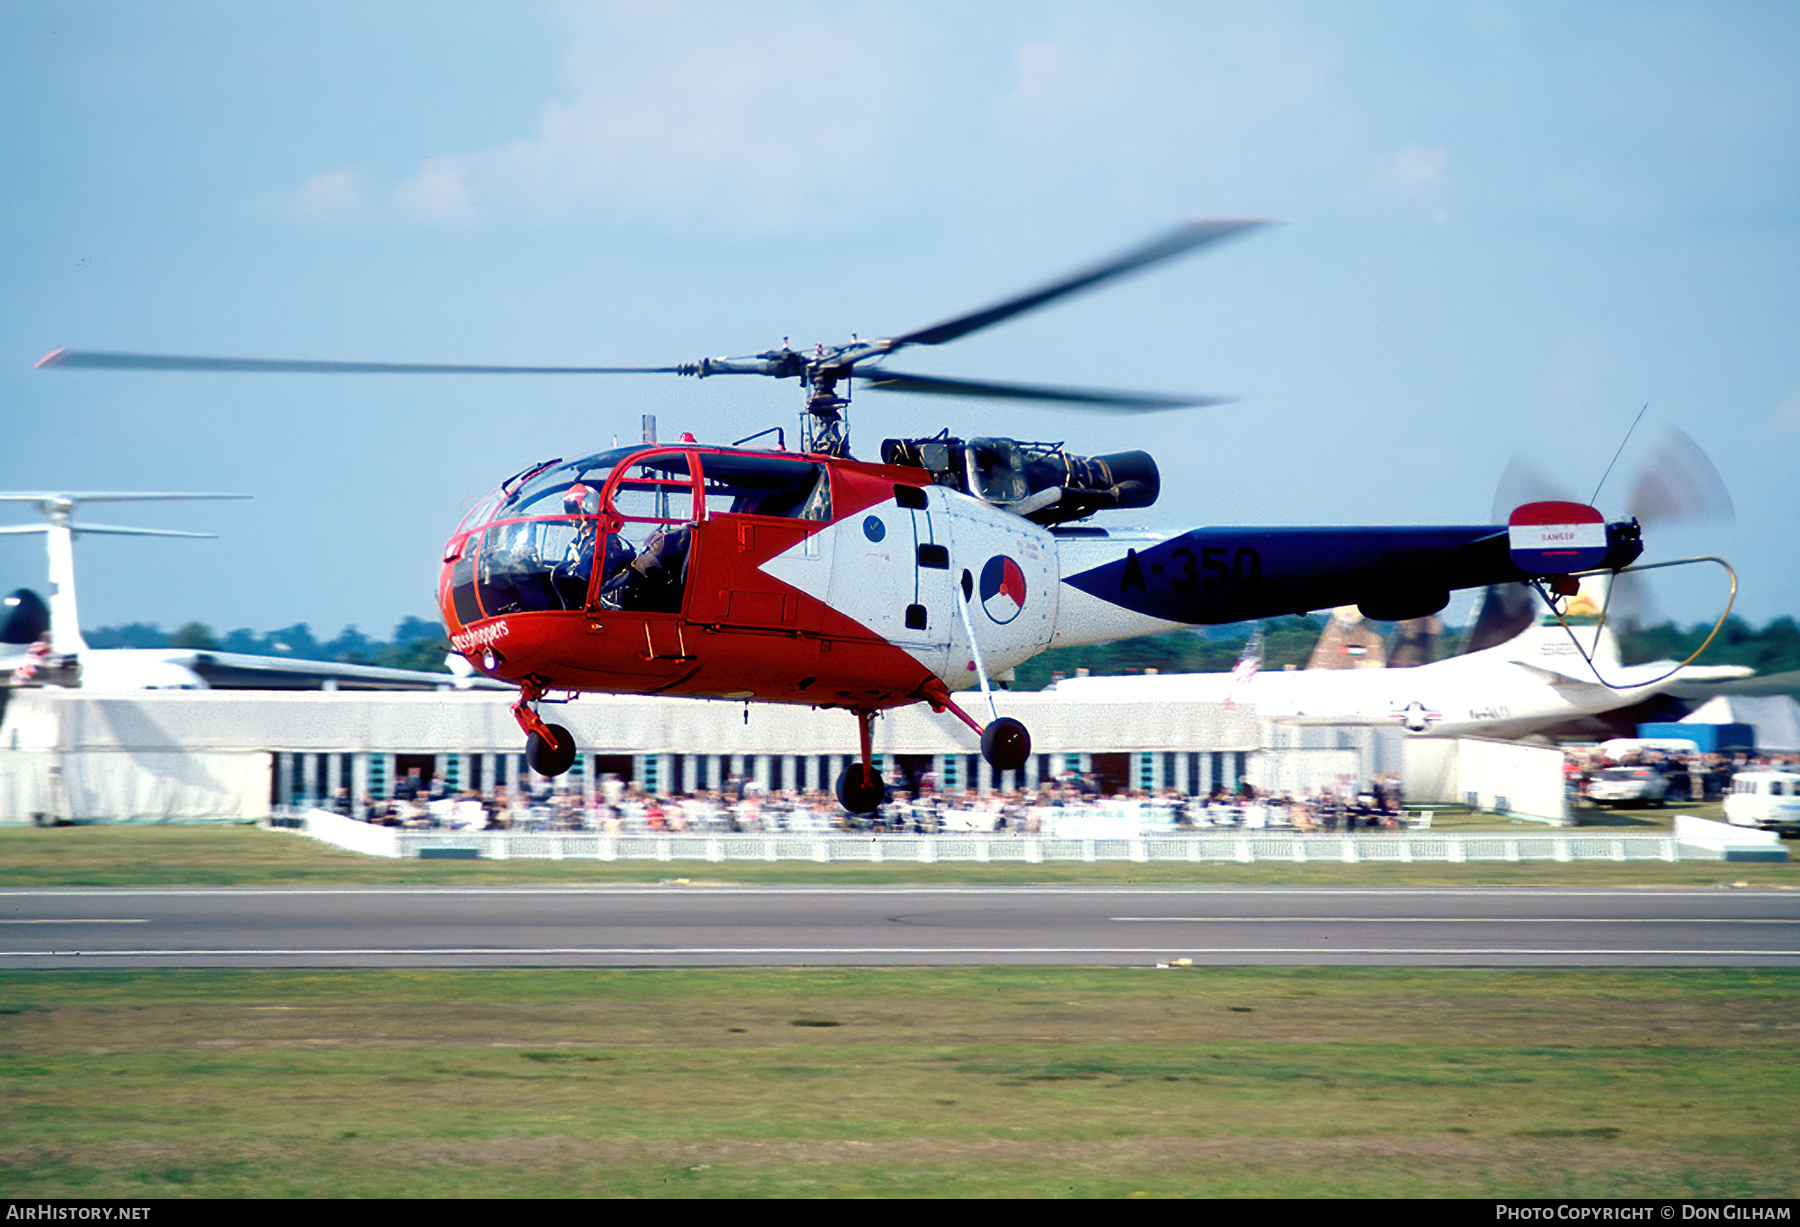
[{"x1": 1061, "y1": 521, "x2": 1643, "y2": 627}]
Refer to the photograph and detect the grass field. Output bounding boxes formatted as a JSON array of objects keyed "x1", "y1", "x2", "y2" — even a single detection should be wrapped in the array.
[
  {"x1": 1, "y1": 821, "x2": 1794, "y2": 889},
  {"x1": 1, "y1": 966, "x2": 1794, "y2": 1198},
  {"x1": 2, "y1": 822, "x2": 1794, "y2": 1198}
]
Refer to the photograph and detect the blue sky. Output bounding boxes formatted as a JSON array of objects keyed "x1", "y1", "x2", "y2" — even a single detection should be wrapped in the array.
[{"x1": 2, "y1": 1, "x2": 1795, "y2": 639}]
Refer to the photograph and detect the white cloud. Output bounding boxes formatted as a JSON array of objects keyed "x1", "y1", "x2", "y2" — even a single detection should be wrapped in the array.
[
  {"x1": 391, "y1": 157, "x2": 478, "y2": 225},
  {"x1": 287, "y1": 167, "x2": 368, "y2": 223},
  {"x1": 1391, "y1": 145, "x2": 1447, "y2": 197},
  {"x1": 990, "y1": 39, "x2": 1129, "y2": 138},
  {"x1": 1768, "y1": 390, "x2": 1800, "y2": 435},
  {"x1": 289, "y1": 2, "x2": 916, "y2": 236}
]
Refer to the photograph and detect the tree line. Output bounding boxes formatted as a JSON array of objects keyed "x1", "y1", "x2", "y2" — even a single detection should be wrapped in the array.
[
  {"x1": 85, "y1": 616, "x2": 453, "y2": 673},
  {"x1": 1011, "y1": 614, "x2": 1800, "y2": 691},
  {"x1": 82, "y1": 611, "x2": 1800, "y2": 690}
]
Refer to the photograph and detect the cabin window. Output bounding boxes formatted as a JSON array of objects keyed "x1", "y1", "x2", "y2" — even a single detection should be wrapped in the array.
[
  {"x1": 697, "y1": 453, "x2": 831, "y2": 521},
  {"x1": 594, "y1": 450, "x2": 699, "y2": 615},
  {"x1": 608, "y1": 451, "x2": 697, "y2": 523},
  {"x1": 455, "y1": 491, "x2": 504, "y2": 534}
]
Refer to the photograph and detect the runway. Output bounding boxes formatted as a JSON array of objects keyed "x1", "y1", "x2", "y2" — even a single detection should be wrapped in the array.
[{"x1": 1, "y1": 885, "x2": 1796, "y2": 967}]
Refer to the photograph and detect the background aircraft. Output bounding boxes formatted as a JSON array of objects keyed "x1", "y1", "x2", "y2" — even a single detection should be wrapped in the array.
[
  {"x1": 0, "y1": 492, "x2": 495, "y2": 692},
  {"x1": 1044, "y1": 577, "x2": 1750, "y2": 740}
]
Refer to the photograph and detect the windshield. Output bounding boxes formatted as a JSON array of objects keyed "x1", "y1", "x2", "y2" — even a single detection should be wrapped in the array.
[
  {"x1": 448, "y1": 447, "x2": 700, "y2": 624},
  {"x1": 488, "y1": 447, "x2": 639, "y2": 523}
]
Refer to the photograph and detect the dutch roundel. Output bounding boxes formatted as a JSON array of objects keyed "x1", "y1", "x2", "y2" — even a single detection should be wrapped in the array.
[
  {"x1": 980, "y1": 555, "x2": 1027, "y2": 624},
  {"x1": 1507, "y1": 501, "x2": 1608, "y2": 575}
]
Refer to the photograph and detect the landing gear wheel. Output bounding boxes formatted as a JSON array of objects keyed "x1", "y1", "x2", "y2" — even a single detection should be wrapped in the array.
[
  {"x1": 526, "y1": 723, "x2": 577, "y2": 777},
  {"x1": 980, "y1": 717, "x2": 1032, "y2": 772},
  {"x1": 836, "y1": 765, "x2": 887, "y2": 815}
]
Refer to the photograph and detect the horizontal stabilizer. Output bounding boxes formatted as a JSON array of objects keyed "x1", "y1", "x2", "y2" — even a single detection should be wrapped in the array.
[{"x1": 1511, "y1": 661, "x2": 1593, "y2": 688}]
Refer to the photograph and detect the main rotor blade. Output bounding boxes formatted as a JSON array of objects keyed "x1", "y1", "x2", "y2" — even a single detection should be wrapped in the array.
[
  {"x1": 0, "y1": 492, "x2": 250, "y2": 503},
  {"x1": 64, "y1": 522, "x2": 215, "y2": 539},
  {"x1": 858, "y1": 369, "x2": 1227, "y2": 411},
  {"x1": 887, "y1": 219, "x2": 1269, "y2": 350},
  {"x1": 37, "y1": 349, "x2": 682, "y2": 376}
]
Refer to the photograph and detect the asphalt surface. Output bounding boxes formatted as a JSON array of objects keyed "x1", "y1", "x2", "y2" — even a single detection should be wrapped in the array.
[{"x1": 1, "y1": 885, "x2": 1796, "y2": 967}]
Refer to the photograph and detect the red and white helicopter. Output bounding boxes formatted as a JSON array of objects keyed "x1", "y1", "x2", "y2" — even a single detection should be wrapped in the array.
[{"x1": 38, "y1": 221, "x2": 1647, "y2": 812}]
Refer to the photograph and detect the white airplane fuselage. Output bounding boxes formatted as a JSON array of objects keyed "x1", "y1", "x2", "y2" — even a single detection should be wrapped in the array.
[{"x1": 1044, "y1": 623, "x2": 1750, "y2": 740}]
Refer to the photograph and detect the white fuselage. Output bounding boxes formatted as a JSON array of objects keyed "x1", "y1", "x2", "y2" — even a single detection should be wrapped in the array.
[{"x1": 1045, "y1": 623, "x2": 1751, "y2": 739}]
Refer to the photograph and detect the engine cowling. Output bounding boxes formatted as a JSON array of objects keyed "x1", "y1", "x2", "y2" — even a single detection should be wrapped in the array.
[{"x1": 879, "y1": 435, "x2": 1159, "y2": 526}]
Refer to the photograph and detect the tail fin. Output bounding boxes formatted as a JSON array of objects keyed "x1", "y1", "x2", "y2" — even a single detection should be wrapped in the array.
[
  {"x1": 1224, "y1": 627, "x2": 1262, "y2": 709},
  {"x1": 1505, "y1": 574, "x2": 1621, "y2": 673},
  {"x1": 1306, "y1": 606, "x2": 1386, "y2": 670},
  {"x1": 1386, "y1": 616, "x2": 1442, "y2": 667},
  {"x1": 1460, "y1": 583, "x2": 1537, "y2": 655}
]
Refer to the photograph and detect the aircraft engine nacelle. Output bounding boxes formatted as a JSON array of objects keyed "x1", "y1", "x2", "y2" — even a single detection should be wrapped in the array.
[
  {"x1": 1, "y1": 589, "x2": 50, "y2": 646},
  {"x1": 880, "y1": 434, "x2": 1160, "y2": 526}
]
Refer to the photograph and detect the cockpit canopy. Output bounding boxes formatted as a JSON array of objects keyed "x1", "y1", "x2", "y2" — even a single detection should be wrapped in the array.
[{"x1": 446, "y1": 447, "x2": 831, "y2": 627}]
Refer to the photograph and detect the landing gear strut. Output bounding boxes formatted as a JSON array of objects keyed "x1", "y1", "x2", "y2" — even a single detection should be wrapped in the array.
[
  {"x1": 925, "y1": 683, "x2": 1034, "y2": 775},
  {"x1": 512, "y1": 680, "x2": 578, "y2": 778},
  {"x1": 946, "y1": 574, "x2": 1032, "y2": 774},
  {"x1": 835, "y1": 709, "x2": 886, "y2": 814}
]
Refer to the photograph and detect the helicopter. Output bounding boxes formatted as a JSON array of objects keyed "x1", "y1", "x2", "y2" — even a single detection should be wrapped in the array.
[{"x1": 36, "y1": 220, "x2": 1647, "y2": 813}]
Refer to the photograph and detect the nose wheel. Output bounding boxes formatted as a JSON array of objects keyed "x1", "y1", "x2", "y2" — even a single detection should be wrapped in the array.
[
  {"x1": 526, "y1": 723, "x2": 577, "y2": 778},
  {"x1": 835, "y1": 764, "x2": 887, "y2": 814},
  {"x1": 923, "y1": 683, "x2": 1034, "y2": 775},
  {"x1": 512, "y1": 680, "x2": 578, "y2": 778}
]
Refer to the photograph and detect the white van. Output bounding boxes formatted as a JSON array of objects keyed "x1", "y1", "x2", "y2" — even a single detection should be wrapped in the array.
[{"x1": 1724, "y1": 771, "x2": 1800, "y2": 836}]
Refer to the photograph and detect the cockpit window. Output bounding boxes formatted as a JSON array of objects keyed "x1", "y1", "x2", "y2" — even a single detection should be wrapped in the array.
[
  {"x1": 450, "y1": 447, "x2": 714, "y2": 626},
  {"x1": 491, "y1": 447, "x2": 638, "y2": 522},
  {"x1": 609, "y1": 451, "x2": 697, "y2": 523},
  {"x1": 698, "y1": 453, "x2": 831, "y2": 520},
  {"x1": 474, "y1": 517, "x2": 592, "y2": 615},
  {"x1": 455, "y1": 491, "x2": 503, "y2": 534}
]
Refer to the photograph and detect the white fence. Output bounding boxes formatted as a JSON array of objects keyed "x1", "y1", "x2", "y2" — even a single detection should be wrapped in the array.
[{"x1": 299, "y1": 811, "x2": 1704, "y2": 862}]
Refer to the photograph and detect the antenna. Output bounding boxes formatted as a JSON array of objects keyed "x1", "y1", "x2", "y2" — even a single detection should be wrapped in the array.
[
  {"x1": 1590, "y1": 404, "x2": 1648, "y2": 508},
  {"x1": 0, "y1": 492, "x2": 250, "y2": 654}
]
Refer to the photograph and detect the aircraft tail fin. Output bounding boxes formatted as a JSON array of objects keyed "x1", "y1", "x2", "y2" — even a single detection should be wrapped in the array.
[
  {"x1": 1503, "y1": 573, "x2": 1621, "y2": 674},
  {"x1": 1223, "y1": 627, "x2": 1262, "y2": 708},
  {"x1": 1460, "y1": 583, "x2": 1537, "y2": 655},
  {"x1": 1386, "y1": 616, "x2": 1442, "y2": 667},
  {"x1": 1306, "y1": 607, "x2": 1386, "y2": 670}
]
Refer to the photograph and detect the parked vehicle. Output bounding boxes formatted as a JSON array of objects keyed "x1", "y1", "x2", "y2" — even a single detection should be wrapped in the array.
[
  {"x1": 1724, "y1": 771, "x2": 1800, "y2": 836},
  {"x1": 1586, "y1": 766, "x2": 1670, "y2": 808}
]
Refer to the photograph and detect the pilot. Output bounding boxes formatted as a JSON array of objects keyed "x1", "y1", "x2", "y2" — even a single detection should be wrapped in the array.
[
  {"x1": 551, "y1": 484, "x2": 600, "y2": 608},
  {"x1": 596, "y1": 521, "x2": 690, "y2": 611}
]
